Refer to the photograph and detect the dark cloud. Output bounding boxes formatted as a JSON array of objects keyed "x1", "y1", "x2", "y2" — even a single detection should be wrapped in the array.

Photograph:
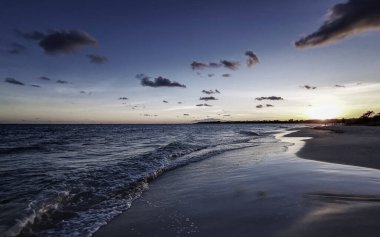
[
  {"x1": 87, "y1": 54, "x2": 108, "y2": 64},
  {"x1": 141, "y1": 76, "x2": 186, "y2": 88},
  {"x1": 208, "y1": 74, "x2": 215, "y2": 77},
  {"x1": 183, "y1": 114, "x2": 190, "y2": 116},
  {"x1": 56, "y1": 80, "x2": 69, "y2": 84},
  {"x1": 119, "y1": 97, "x2": 128, "y2": 100},
  {"x1": 8, "y1": 42, "x2": 27, "y2": 54},
  {"x1": 245, "y1": 51, "x2": 260, "y2": 67},
  {"x1": 256, "y1": 105, "x2": 264, "y2": 109},
  {"x1": 222, "y1": 73, "x2": 231, "y2": 77},
  {"x1": 32, "y1": 30, "x2": 97, "y2": 54},
  {"x1": 220, "y1": 60, "x2": 239, "y2": 70},
  {"x1": 177, "y1": 102, "x2": 182, "y2": 104},
  {"x1": 31, "y1": 84, "x2": 41, "y2": 88},
  {"x1": 191, "y1": 61, "x2": 223, "y2": 70},
  {"x1": 196, "y1": 103, "x2": 212, "y2": 107},
  {"x1": 223, "y1": 114, "x2": 231, "y2": 117},
  {"x1": 163, "y1": 100, "x2": 168, "y2": 103},
  {"x1": 80, "y1": 91, "x2": 87, "y2": 94},
  {"x1": 39, "y1": 76, "x2": 51, "y2": 81},
  {"x1": 295, "y1": 0, "x2": 380, "y2": 47},
  {"x1": 200, "y1": 96, "x2": 218, "y2": 101},
  {"x1": 215, "y1": 89, "x2": 221, "y2": 94},
  {"x1": 191, "y1": 61, "x2": 209, "y2": 70},
  {"x1": 15, "y1": 30, "x2": 46, "y2": 40},
  {"x1": 255, "y1": 96, "x2": 284, "y2": 101},
  {"x1": 303, "y1": 85, "x2": 317, "y2": 90},
  {"x1": 266, "y1": 104, "x2": 274, "y2": 107},
  {"x1": 202, "y1": 89, "x2": 221, "y2": 95},
  {"x1": 4, "y1": 77, "x2": 24, "y2": 86},
  {"x1": 334, "y1": 84, "x2": 346, "y2": 88}
]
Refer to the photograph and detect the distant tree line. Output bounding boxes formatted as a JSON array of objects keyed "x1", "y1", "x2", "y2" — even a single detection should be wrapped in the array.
[{"x1": 196, "y1": 111, "x2": 380, "y2": 126}]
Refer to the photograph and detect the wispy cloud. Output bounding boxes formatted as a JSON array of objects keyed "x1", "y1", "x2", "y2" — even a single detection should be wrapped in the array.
[
  {"x1": 202, "y1": 89, "x2": 221, "y2": 95},
  {"x1": 334, "y1": 84, "x2": 346, "y2": 88},
  {"x1": 220, "y1": 60, "x2": 239, "y2": 70},
  {"x1": 56, "y1": 80, "x2": 69, "y2": 84},
  {"x1": 31, "y1": 84, "x2": 41, "y2": 88},
  {"x1": 200, "y1": 96, "x2": 218, "y2": 101},
  {"x1": 119, "y1": 97, "x2": 128, "y2": 100},
  {"x1": 4, "y1": 77, "x2": 24, "y2": 86},
  {"x1": 87, "y1": 54, "x2": 108, "y2": 64},
  {"x1": 196, "y1": 103, "x2": 213, "y2": 107},
  {"x1": 163, "y1": 100, "x2": 168, "y2": 103},
  {"x1": 245, "y1": 51, "x2": 260, "y2": 67},
  {"x1": 303, "y1": 85, "x2": 317, "y2": 90},
  {"x1": 256, "y1": 105, "x2": 263, "y2": 109},
  {"x1": 39, "y1": 76, "x2": 51, "y2": 81},
  {"x1": 295, "y1": 0, "x2": 380, "y2": 47},
  {"x1": 222, "y1": 73, "x2": 231, "y2": 77},
  {"x1": 191, "y1": 61, "x2": 209, "y2": 70},
  {"x1": 255, "y1": 96, "x2": 284, "y2": 101}
]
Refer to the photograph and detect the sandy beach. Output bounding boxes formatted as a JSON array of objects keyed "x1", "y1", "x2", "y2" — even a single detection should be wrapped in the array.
[
  {"x1": 93, "y1": 126, "x2": 380, "y2": 237},
  {"x1": 287, "y1": 126, "x2": 380, "y2": 169}
]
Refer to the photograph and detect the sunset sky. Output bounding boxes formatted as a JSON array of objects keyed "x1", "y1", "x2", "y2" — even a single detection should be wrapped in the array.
[{"x1": 1, "y1": 0, "x2": 380, "y2": 123}]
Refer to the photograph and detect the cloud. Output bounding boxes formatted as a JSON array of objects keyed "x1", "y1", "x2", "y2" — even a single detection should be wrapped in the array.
[
  {"x1": 202, "y1": 89, "x2": 221, "y2": 95},
  {"x1": 200, "y1": 96, "x2": 218, "y2": 101},
  {"x1": 334, "y1": 84, "x2": 346, "y2": 88},
  {"x1": 18, "y1": 30, "x2": 97, "y2": 54},
  {"x1": 119, "y1": 97, "x2": 128, "y2": 100},
  {"x1": 295, "y1": 0, "x2": 380, "y2": 47},
  {"x1": 256, "y1": 105, "x2": 263, "y2": 109},
  {"x1": 222, "y1": 73, "x2": 231, "y2": 77},
  {"x1": 87, "y1": 54, "x2": 108, "y2": 64},
  {"x1": 141, "y1": 76, "x2": 186, "y2": 88},
  {"x1": 31, "y1": 84, "x2": 41, "y2": 88},
  {"x1": 56, "y1": 80, "x2": 69, "y2": 84},
  {"x1": 183, "y1": 114, "x2": 190, "y2": 116},
  {"x1": 191, "y1": 61, "x2": 222, "y2": 70},
  {"x1": 39, "y1": 76, "x2": 51, "y2": 81},
  {"x1": 255, "y1": 96, "x2": 284, "y2": 101},
  {"x1": 191, "y1": 61, "x2": 209, "y2": 70},
  {"x1": 196, "y1": 103, "x2": 213, "y2": 107},
  {"x1": 245, "y1": 51, "x2": 260, "y2": 67},
  {"x1": 208, "y1": 74, "x2": 214, "y2": 77},
  {"x1": 4, "y1": 77, "x2": 24, "y2": 86},
  {"x1": 163, "y1": 100, "x2": 168, "y2": 103},
  {"x1": 8, "y1": 42, "x2": 27, "y2": 54},
  {"x1": 177, "y1": 102, "x2": 182, "y2": 104},
  {"x1": 266, "y1": 104, "x2": 274, "y2": 107},
  {"x1": 303, "y1": 85, "x2": 317, "y2": 90},
  {"x1": 220, "y1": 60, "x2": 239, "y2": 70}
]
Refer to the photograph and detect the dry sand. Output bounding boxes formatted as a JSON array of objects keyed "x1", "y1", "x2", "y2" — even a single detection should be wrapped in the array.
[{"x1": 286, "y1": 126, "x2": 380, "y2": 170}]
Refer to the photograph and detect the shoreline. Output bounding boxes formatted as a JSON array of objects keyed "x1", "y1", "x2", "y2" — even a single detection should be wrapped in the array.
[{"x1": 93, "y1": 127, "x2": 380, "y2": 237}]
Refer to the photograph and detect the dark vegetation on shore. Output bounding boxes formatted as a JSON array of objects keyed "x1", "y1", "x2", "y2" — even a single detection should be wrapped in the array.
[{"x1": 197, "y1": 111, "x2": 380, "y2": 126}]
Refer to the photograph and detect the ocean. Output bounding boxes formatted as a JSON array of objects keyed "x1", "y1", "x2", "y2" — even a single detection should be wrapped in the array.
[{"x1": 0, "y1": 124, "x2": 292, "y2": 237}]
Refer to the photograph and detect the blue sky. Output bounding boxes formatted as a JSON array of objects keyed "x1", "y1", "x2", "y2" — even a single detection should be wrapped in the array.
[{"x1": 1, "y1": 0, "x2": 380, "y2": 123}]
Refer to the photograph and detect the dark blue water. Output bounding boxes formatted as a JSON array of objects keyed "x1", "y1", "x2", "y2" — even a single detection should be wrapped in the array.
[{"x1": 0, "y1": 124, "x2": 292, "y2": 237}]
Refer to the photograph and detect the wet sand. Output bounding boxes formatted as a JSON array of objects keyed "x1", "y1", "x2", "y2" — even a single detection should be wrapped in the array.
[{"x1": 93, "y1": 128, "x2": 380, "y2": 237}]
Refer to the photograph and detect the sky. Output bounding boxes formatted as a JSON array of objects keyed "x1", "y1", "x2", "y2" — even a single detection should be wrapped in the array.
[{"x1": 0, "y1": 0, "x2": 380, "y2": 123}]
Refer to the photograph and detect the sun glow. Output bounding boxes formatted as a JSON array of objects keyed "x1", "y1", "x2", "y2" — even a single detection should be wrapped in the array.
[{"x1": 306, "y1": 96, "x2": 344, "y2": 120}]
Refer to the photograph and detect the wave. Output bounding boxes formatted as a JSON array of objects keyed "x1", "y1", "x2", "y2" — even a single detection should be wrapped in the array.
[
  {"x1": 2, "y1": 125, "x2": 279, "y2": 237},
  {"x1": 239, "y1": 130, "x2": 261, "y2": 136}
]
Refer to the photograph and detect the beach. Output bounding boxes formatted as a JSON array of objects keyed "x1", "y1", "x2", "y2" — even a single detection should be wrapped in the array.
[
  {"x1": 93, "y1": 126, "x2": 380, "y2": 237},
  {"x1": 286, "y1": 126, "x2": 380, "y2": 170}
]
